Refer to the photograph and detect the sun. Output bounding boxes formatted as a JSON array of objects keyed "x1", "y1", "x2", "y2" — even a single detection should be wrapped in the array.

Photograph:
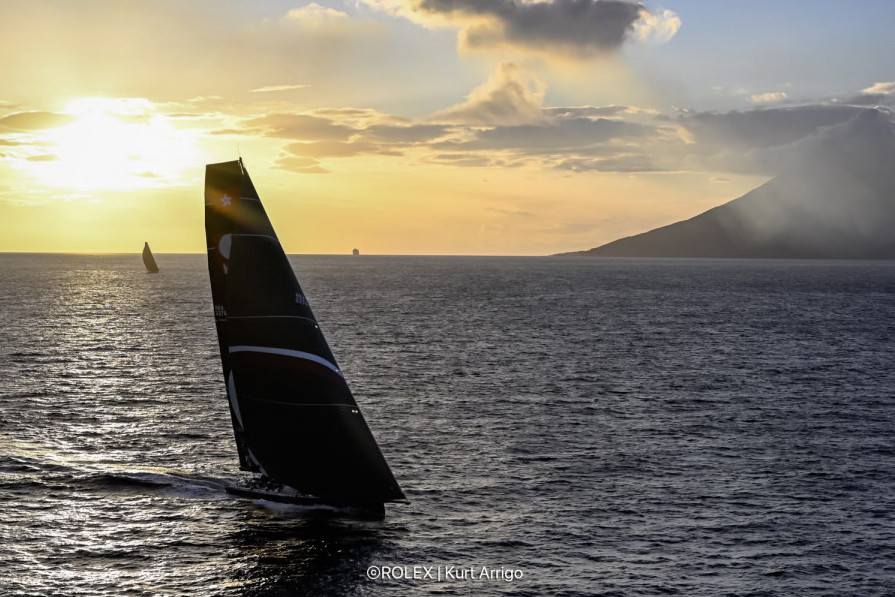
[{"x1": 26, "y1": 97, "x2": 199, "y2": 191}]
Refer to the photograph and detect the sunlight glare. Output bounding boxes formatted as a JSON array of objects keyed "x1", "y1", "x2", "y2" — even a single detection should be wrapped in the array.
[{"x1": 28, "y1": 98, "x2": 198, "y2": 191}]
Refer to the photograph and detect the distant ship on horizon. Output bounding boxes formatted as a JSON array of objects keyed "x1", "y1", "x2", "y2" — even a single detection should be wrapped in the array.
[{"x1": 352, "y1": 248, "x2": 359, "y2": 256}]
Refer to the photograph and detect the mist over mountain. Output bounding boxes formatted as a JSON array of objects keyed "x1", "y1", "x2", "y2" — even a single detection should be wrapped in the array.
[{"x1": 564, "y1": 108, "x2": 895, "y2": 258}]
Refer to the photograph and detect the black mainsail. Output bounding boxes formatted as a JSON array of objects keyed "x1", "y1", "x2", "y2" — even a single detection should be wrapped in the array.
[
  {"x1": 204, "y1": 159, "x2": 404, "y2": 510},
  {"x1": 142, "y1": 241, "x2": 159, "y2": 273}
]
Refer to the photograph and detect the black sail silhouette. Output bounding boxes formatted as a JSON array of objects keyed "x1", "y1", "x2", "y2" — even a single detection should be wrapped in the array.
[
  {"x1": 204, "y1": 159, "x2": 404, "y2": 506},
  {"x1": 142, "y1": 242, "x2": 159, "y2": 273}
]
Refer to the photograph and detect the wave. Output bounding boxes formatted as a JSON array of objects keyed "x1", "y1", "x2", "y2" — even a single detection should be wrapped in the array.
[{"x1": 77, "y1": 470, "x2": 231, "y2": 499}]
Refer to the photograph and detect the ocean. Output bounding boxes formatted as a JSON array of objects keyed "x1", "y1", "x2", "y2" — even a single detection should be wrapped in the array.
[{"x1": 1, "y1": 254, "x2": 894, "y2": 596}]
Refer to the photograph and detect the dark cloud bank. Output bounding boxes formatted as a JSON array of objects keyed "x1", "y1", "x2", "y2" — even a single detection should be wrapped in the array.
[
  {"x1": 416, "y1": 0, "x2": 647, "y2": 54},
  {"x1": 563, "y1": 109, "x2": 895, "y2": 258}
]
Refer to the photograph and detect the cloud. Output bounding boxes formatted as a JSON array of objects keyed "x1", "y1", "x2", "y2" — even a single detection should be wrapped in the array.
[
  {"x1": 209, "y1": 128, "x2": 256, "y2": 136},
  {"x1": 361, "y1": 123, "x2": 451, "y2": 143},
  {"x1": 842, "y1": 93, "x2": 895, "y2": 107},
  {"x1": 0, "y1": 111, "x2": 77, "y2": 131},
  {"x1": 429, "y1": 153, "x2": 497, "y2": 167},
  {"x1": 280, "y1": 90, "x2": 894, "y2": 181},
  {"x1": 485, "y1": 206, "x2": 536, "y2": 217},
  {"x1": 284, "y1": 3, "x2": 350, "y2": 25},
  {"x1": 862, "y1": 82, "x2": 895, "y2": 95},
  {"x1": 632, "y1": 8, "x2": 681, "y2": 44},
  {"x1": 187, "y1": 63, "x2": 895, "y2": 182},
  {"x1": 679, "y1": 105, "x2": 864, "y2": 151},
  {"x1": 244, "y1": 113, "x2": 356, "y2": 141},
  {"x1": 276, "y1": 156, "x2": 329, "y2": 174},
  {"x1": 362, "y1": 0, "x2": 678, "y2": 57},
  {"x1": 222, "y1": 62, "x2": 663, "y2": 174},
  {"x1": 235, "y1": 109, "x2": 451, "y2": 160},
  {"x1": 283, "y1": 140, "x2": 399, "y2": 159},
  {"x1": 545, "y1": 105, "x2": 631, "y2": 118},
  {"x1": 313, "y1": 108, "x2": 381, "y2": 120},
  {"x1": 435, "y1": 116, "x2": 650, "y2": 153},
  {"x1": 839, "y1": 81, "x2": 895, "y2": 107},
  {"x1": 432, "y1": 62, "x2": 546, "y2": 125},
  {"x1": 249, "y1": 84, "x2": 308, "y2": 93},
  {"x1": 555, "y1": 154, "x2": 660, "y2": 172},
  {"x1": 750, "y1": 92, "x2": 788, "y2": 104},
  {"x1": 501, "y1": 103, "x2": 894, "y2": 177},
  {"x1": 672, "y1": 105, "x2": 880, "y2": 175}
]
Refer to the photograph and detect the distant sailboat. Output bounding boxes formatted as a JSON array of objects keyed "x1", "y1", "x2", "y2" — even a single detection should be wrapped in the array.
[
  {"x1": 204, "y1": 159, "x2": 404, "y2": 517},
  {"x1": 142, "y1": 242, "x2": 159, "y2": 273}
]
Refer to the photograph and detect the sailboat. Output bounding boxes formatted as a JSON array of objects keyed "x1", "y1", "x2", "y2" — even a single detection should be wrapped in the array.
[
  {"x1": 142, "y1": 242, "x2": 159, "y2": 273},
  {"x1": 204, "y1": 159, "x2": 405, "y2": 518}
]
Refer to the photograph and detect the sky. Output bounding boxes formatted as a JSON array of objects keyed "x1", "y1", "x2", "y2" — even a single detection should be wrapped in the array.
[{"x1": 1, "y1": 0, "x2": 894, "y2": 255}]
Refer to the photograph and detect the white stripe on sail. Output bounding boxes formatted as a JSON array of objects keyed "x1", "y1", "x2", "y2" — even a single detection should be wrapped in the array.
[
  {"x1": 228, "y1": 371, "x2": 268, "y2": 475},
  {"x1": 227, "y1": 371, "x2": 245, "y2": 428},
  {"x1": 226, "y1": 315, "x2": 319, "y2": 327},
  {"x1": 229, "y1": 345, "x2": 342, "y2": 377}
]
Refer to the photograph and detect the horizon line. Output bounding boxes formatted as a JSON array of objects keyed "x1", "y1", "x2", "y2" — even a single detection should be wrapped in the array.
[{"x1": 0, "y1": 250, "x2": 557, "y2": 258}]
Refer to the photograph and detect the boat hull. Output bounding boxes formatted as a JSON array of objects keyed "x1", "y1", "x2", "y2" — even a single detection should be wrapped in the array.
[{"x1": 225, "y1": 484, "x2": 386, "y2": 519}]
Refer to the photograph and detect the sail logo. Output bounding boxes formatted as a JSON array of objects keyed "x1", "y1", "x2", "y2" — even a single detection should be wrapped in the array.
[
  {"x1": 204, "y1": 187, "x2": 238, "y2": 211},
  {"x1": 214, "y1": 304, "x2": 227, "y2": 318},
  {"x1": 295, "y1": 292, "x2": 308, "y2": 307}
]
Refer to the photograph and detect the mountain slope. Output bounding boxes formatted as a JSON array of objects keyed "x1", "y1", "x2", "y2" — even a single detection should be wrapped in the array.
[{"x1": 564, "y1": 109, "x2": 895, "y2": 258}]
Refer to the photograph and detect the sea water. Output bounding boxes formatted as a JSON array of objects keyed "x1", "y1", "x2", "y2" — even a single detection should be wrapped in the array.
[{"x1": 1, "y1": 254, "x2": 894, "y2": 596}]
